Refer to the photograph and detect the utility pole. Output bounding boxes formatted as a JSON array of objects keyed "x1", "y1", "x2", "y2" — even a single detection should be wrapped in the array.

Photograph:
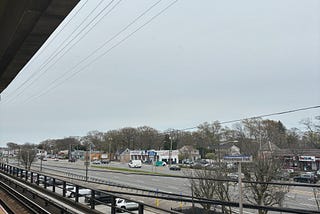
[{"x1": 238, "y1": 162, "x2": 243, "y2": 214}]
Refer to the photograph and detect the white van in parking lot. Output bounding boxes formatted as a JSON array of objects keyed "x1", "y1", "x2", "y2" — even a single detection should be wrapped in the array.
[{"x1": 128, "y1": 160, "x2": 142, "y2": 168}]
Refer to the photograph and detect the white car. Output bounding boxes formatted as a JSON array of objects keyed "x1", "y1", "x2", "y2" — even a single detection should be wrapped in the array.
[
  {"x1": 67, "y1": 186, "x2": 91, "y2": 198},
  {"x1": 92, "y1": 160, "x2": 101, "y2": 164},
  {"x1": 116, "y1": 198, "x2": 139, "y2": 212},
  {"x1": 128, "y1": 160, "x2": 142, "y2": 168}
]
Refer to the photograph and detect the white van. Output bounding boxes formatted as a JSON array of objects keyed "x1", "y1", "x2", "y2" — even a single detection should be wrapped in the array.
[{"x1": 128, "y1": 160, "x2": 142, "y2": 168}]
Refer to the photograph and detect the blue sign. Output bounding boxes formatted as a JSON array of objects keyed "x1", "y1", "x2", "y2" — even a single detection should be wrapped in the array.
[{"x1": 148, "y1": 151, "x2": 156, "y2": 156}]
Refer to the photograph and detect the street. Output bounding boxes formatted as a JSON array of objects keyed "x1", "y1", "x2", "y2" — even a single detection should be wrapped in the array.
[{"x1": 23, "y1": 159, "x2": 320, "y2": 213}]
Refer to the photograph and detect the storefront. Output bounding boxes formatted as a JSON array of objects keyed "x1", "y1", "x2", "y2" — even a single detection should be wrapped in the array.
[
  {"x1": 274, "y1": 149, "x2": 320, "y2": 171},
  {"x1": 129, "y1": 149, "x2": 179, "y2": 164},
  {"x1": 298, "y1": 156, "x2": 317, "y2": 171}
]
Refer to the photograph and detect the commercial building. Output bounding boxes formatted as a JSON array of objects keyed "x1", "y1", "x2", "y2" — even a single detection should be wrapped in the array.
[{"x1": 119, "y1": 149, "x2": 179, "y2": 164}]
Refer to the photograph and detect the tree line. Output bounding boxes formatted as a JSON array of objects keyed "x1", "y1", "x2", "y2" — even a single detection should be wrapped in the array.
[
  {"x1": 6, "y1": 116, "x2": 320, "y2": 158},
  {"x1": 4, "y1": 116, "x2": 320, "y2": 213}
]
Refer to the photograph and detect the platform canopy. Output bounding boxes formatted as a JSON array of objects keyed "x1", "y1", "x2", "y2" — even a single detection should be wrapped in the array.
[{"x1": 0, "y1": 0, "x2": 79, "y2": 93}]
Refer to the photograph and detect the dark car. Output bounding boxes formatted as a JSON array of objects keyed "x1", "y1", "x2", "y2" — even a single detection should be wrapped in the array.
[
  {"x1": 293, "y1": 174, "x2": 317, "y2": 183},
  {"x1": 84, "y1": 192, "x2": 113, "y2": 205},
  {"x1": 101, "y1": 159, "x2": 110, "y2": 164},
  {"x1": 46, "y1": 178, "x2": 64, "y2": 186},
  {"x1": 169, "y1": 165, "x2": 181, "y2": 171},
  {"x1": 68, "y1": 158, "x2": 76, "y2": 162}
]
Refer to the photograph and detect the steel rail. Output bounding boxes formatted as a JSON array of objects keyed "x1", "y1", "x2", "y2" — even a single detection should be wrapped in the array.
[{"x1": 0, "y1": 179, "x2": 50, "y2": 214}]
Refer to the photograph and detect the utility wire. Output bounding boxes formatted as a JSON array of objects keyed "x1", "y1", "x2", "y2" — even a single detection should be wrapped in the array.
[
  {"x1": 24, "y1": 0, "x2": 178, "y2": 103},
  {"x1": 4, "y1": 0, "x2": 118, "y2": 104},
  {"x1": 1, "y1": 0, "x2": 89, "y2": 102},
  {"x1": 178, "y1": 105, "x2": 320, "y2": 131},
  {"x1": 25, "y1": 0, "x2": 162, "y2": 102}
]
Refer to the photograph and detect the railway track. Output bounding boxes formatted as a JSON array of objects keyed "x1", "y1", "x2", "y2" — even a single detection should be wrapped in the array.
[
  {"x1": 0, "y1": 178, "x2": 50, "y2": 214},
  {"x1": 0, "y1": 172, "x2": 96, "y2": 214}
]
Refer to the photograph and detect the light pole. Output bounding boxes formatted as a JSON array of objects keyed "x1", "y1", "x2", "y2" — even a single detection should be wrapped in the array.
[
  {"x1": 108, "y1": 137, "x2": 112, "y2": 161},
  {"x1": 89, "y1": 143, "x2": 93, "y2": 166},
  {"x1": 169, "y1": 136, "x2": 173, "y2": 166},
  {"x1": 40, "y1": 150, "x2": 43, "y2": 172},
  {"x1": 85, "y1": 150, "x2": 89, "y2": 182}
]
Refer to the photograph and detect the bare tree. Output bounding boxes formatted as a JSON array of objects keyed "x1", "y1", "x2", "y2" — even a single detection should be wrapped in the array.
[
  {"x1": 18, "y1": 143, "x2": 38, "y2": 170},
  {"x1": 186, "y1": 167, "x2": 235, "y2": 213},
  {"x1": 300, "y1": 117, "x2": 320, "y2": 148},
  {"x1": 242, "y1": 157, "x2": 290, "y2": 214}
]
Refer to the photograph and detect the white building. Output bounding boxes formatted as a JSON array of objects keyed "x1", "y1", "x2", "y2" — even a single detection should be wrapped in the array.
[{"x1": 128, "y1": 149, "x2": 179, "y2": 164}]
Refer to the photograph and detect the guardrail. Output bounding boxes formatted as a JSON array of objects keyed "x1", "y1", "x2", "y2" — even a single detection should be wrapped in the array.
[{"x1": 0, "y1": 163, "x2": 181, "y2": 214}]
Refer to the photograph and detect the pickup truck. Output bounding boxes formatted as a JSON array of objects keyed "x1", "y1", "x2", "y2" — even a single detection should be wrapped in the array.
[{"x1": 116, "y1": 198, "x2": 139, "y2": 212}]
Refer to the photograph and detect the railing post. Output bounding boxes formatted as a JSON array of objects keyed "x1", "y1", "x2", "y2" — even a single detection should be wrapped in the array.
[
  {"x1": 44, "y1": 176, "x2": 47, "y2": 189},
  {"x1": 138, "y1": 204, "x2": 144, "y2": 214},
  {"x1": 36, "y1": 174, "x2": 40, "y2": 185},
  {"x1": 52, "y1": 178, "x2": 56, "y2": 192},
  {"x1": 90, "y1": 190, "x2": 95, "y2": 209},
  {"x1": 25, "y1": 170, "x2": 28, "y2": 181},
  {"x1": 111, "y1": 196, "x2": 116, "y2": 214},
  {"x1": 75, "y1": 186, "x2": 79, "y2": 203},
  {"x1": 62, "y1": 181, "x2": 66, "y2": 197},
  {"x1": 30, "y1": 172, "x2": 34, "y2": 183}
]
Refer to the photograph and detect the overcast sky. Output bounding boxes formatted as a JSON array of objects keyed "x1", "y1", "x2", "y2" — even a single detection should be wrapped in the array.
[{"x1": 0, "y1": 0, "x2": 319, "y2": 146}]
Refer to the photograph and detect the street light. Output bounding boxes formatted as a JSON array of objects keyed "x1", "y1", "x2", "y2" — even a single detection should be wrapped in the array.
[
  {"x1": 169, "y1": 136, "x2": 173, "y2": 166},
  {"x1": 108, "y1": 137, "x2": 112, "y2": 161}
]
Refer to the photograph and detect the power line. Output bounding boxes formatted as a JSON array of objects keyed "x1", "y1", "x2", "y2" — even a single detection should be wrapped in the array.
[
  {"x1": 3, "y1": 0, "x2": 118, "y2": 104},
  {"x1": 24, "y1": 0, "x2": 178, "y2": 103},
  {"x1": 178, "y1": 105, "x2": 320, "y2": 131}
]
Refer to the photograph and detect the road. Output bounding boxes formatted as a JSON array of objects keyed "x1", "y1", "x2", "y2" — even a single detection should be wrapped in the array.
[
  {"x1": 35, "y1": 159, "x2": 191, "y2": 195},
  {"x1": 10, "y1": 159, "x2": 320, "y2": 213}
]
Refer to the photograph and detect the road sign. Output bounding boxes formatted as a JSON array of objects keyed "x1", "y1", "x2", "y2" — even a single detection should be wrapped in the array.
[{"x1": 223, "y1": 155, "x2": 252, "y2": 162}]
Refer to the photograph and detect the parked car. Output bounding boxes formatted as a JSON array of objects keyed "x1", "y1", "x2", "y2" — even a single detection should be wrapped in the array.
[
  {"x1": 92, "y1": 160, "x2": 101, "y2": 165},
  {"x1": 155, "y1": 161, "x2": 166, "y2": 166},
  {"x1": 115, "y1": 198, "x2": 138, "y2": 212},
  {"x1": 305, "y1": 172, "x2": 319, "y2": 182},
  {"x1": 182, "y1": 159, "x2": 194, "y2": 165},
  {"x1": 169, "y1": 165, "x2": 181, "y2": 171},
  {"x1": 35, "y1": 176, "x2": 63, "y2": 186},
  {"x1": 68, "y1": 158, "x2": 76, "y2": 162},
  {"x1": 293, "y1": 173, "x2": 317, "y2": 183},
  {"x1": 84, "y1": 191, "x2": 113, "y2": 205},
  {"x1": 227, "y1": 172, "x2": 244, "y2": 180},
  {"x1": 101, "y1": 159, "x2": 110, "y2": 164},
  {"x1": 67, "y1": 186, "x2": 91, "y2": 198}
]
